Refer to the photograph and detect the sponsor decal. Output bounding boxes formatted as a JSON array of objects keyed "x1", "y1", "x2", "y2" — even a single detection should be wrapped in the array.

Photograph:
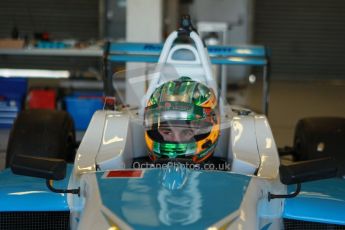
[{"x1": 103, "y1": 170, "x2": 144, "y2": 179}]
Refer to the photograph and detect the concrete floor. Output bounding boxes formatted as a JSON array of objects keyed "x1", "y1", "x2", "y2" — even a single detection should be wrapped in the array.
[
  {"x1": 0, "y1": 79, "x2": 344, "y2": 170},
  {"x1": 0, "y1": 130, "x2": 9, "y2": 169},
  {"x1": 238, "y1": 79, "x2": 345, "y2": 147}
]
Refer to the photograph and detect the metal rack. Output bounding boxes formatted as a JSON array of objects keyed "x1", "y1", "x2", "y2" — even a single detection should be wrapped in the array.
[
  {"x1": 0, "y1": 47, "x2": 104, "y2": 86},
  {"x1": 0, "y1": 48, "x2": 102, "y2": 57}
]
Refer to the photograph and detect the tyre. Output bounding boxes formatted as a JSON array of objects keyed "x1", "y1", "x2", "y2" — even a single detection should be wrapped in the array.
[
  {"x1": 293, "y1": 117, "x2": 345, "y2": 161},
  {"x1": 6, "y1": 109, "x2": 76, "y2": 168}
]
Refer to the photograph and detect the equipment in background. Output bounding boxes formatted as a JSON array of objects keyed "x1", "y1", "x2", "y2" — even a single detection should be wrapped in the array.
[
  {"x1": 197, "y1": 22, "x2": 228, "y2": 100},
  {"x1": 28, "y1": 89, "x2": 56, "y2": 110},
  {"x1": 64, "y1": 92, "x2": 104, "y2": 130},
  {"x1": 0, "y1": 78, "x2": 27, "y2": 128}
]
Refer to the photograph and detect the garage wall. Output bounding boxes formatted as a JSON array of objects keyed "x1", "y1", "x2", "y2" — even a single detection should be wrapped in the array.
[
  {"x1": 0, "y1": 0, "x2": 100, "y2": 40},
  {"x1": 189, "y1": 0, "x2": 253, "y2": 44},
  {"x1": 188, "y1": 0, "x2": 255, "y2": 81},
  {"x1": 0, "y1": 1, "x2": 101, "y2": 72},
  {"x1": 105, "y1": 0, "x2": 126, "y2": 40},
  {"x1": 254, "y1": 0, "x2": 345, "y2": 80}
]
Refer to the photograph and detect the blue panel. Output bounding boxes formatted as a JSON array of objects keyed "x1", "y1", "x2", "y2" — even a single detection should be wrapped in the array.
[
  {"x1": 283, "y1": 178, "x2": 345, "y2": 225},
  {"x1": 65, "y1": 95, "x2": 103, "y2": 130},
  {"x1": 109, "y1": 55, "x2": 267, "y2": 66},
  {"x1": 108, "y1": 43, "x2": 267, "y2": 66},
  {"x1": 110, "y1": 43, "x2": 163, "y2": 54},
  {"x1": 109, "y1": 55, "x2": 159, "y2": 63},
  {"x1": 0, "y1": 78, "x2": 27, "y2": 128},
  {"x1": 208, "y1": 45, "x2": 266, "y2": 57},
  {"x1": 0, "y1": 78, "x2": 27, "y2": 96},
  {"x1": 211, "y1": 57, "x2": 267, "y2": 66},
  {"x1": 0, "y1": 164, "x2": 73, "y2": 212},
  {"x1": 96, "y1": 169, "x2": 250, "y2": 229},
  {"x1": 109, "y1": 43, "x2": 266, "y2": 58}
]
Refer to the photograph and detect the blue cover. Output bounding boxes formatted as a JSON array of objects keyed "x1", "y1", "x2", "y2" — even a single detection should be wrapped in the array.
[
  {"x1": 0, "y1": 78, "x2": 27, "y2": 128},
  {"x1": 283, "y1": 178, "x2": 345, "y2": 225},
  {"x1": 65, "y1": 92, "x2": 103, "y2": 130},
  {"x1": 0, "y1": 78, "x2": 27, "y2": 96},
  {"x1": 0, "y1": 165, "x2": 73, "y2": 212},
  {"x1": 96, "y1": 169, "x2": 250, "y2": 229}
]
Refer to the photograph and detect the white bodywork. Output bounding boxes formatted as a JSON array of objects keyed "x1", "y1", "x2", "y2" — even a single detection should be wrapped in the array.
[
  {"x1": 68, "y1": 29, "x2": 284, "y2": 229},
  {"x1": 73, "y1": 110, "x2": 279, "y2": 178}
]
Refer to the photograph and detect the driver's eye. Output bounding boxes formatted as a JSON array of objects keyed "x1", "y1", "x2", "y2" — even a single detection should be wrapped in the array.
[
  {"x1": 182, "y1": 129, "x2": 193, "y2": 136},
  {"x1": 161, "y1": 129, "x2": 173, "y2": 135}
]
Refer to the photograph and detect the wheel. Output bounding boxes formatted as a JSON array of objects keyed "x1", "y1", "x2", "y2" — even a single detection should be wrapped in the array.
[
  {"x1": 6, "y1": 109, "x2": 76, "y2": 168},
  {"x1": 293, "y1": 117, "x2": 345, "y2": 161}
]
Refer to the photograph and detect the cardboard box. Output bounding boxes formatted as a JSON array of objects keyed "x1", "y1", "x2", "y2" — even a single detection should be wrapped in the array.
[{"x1": 0, "y1": 39, "x2": 25, "y2": 49}]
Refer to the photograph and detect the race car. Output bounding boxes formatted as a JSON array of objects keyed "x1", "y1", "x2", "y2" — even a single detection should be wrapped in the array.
[{"x1": 1, "y1": 16, "x2": 345, "y2": 230}]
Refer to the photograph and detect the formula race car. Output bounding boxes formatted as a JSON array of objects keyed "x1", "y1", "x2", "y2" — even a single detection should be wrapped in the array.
[{"x1": 1, "y1": 16, "x2": 345, "y2": 230}]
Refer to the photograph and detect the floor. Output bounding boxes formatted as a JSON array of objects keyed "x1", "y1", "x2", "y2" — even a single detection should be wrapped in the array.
[
  {"x1": 0, "y1": 79, "x2": 344, "y2": 170},
  {"x1": 0, "y1": 130, "x2": 9, "y2": 169},
  {"x1": 239, "y1": 79, "x2": 345, "y2": 147}
]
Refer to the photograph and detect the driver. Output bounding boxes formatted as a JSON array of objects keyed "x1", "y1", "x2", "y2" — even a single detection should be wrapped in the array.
[{"x1": 144, "y1": 76, "x2": 220, "y2": 163}]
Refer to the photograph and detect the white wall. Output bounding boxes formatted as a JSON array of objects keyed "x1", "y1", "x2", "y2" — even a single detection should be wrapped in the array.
[
  {"x1": 126, "y1": 0, "x2": 163, "y2": 43},
  {"x1": 125, "y1": 0, "x2": 163, "y2": 106},
  {"x1": 190, "y1": 0, "x2": 253, "y2": 44},
  {"x1": 190, "y1": 0, "x2": 254, "y2": 81}
]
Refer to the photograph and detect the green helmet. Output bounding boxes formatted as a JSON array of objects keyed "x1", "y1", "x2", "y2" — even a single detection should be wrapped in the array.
[{"x1": 144, "y1": 77, "x2": 220, "y2": 163}]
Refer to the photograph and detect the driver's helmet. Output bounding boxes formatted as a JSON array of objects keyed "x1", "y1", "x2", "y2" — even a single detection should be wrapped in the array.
[{"x1": 144, "y1": 76, "x2": 220, "y2": 163}]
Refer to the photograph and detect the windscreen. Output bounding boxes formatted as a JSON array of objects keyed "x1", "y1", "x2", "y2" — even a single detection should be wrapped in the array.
[{"x1": 111, "y1": 64, "x2": 232, "y2": 163}]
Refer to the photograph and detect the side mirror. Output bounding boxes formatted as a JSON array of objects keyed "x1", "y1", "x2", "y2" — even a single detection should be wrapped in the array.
[
  {"x1": 269, "y1": 157, "x2": 339, "y2": 201},
  {"x1": 11, "y1": 154, "x2": 79, "y2": 195},
  {"x1": 11, "y1": 154, "x2": 67, "y2": 180},
  {"x1": 279, "y1": 157, "x2": 338, "y2": 185}
]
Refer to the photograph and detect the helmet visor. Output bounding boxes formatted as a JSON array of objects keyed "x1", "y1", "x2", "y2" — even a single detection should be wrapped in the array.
[{"x1": 145, "y1": 119, "x2": 213, "y2": 143}]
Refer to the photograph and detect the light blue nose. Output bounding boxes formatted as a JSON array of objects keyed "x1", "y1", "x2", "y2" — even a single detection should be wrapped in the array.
[{"x1": 160, "y1": 162, "x2": 189, "y2": 190}]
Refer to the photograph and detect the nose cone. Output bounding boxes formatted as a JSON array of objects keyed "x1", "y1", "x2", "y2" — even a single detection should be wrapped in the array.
[{"x1": 160, "y1": 163, "x2": 189, "y2": 190}]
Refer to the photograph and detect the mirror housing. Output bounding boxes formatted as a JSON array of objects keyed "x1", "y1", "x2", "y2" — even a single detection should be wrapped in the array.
[
  {"x1": 11, "y1": 154, "x2": 67, "y2": 180},
  {"x1": 279, "y1": 157, "x2": 338, "y2": 185}
]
